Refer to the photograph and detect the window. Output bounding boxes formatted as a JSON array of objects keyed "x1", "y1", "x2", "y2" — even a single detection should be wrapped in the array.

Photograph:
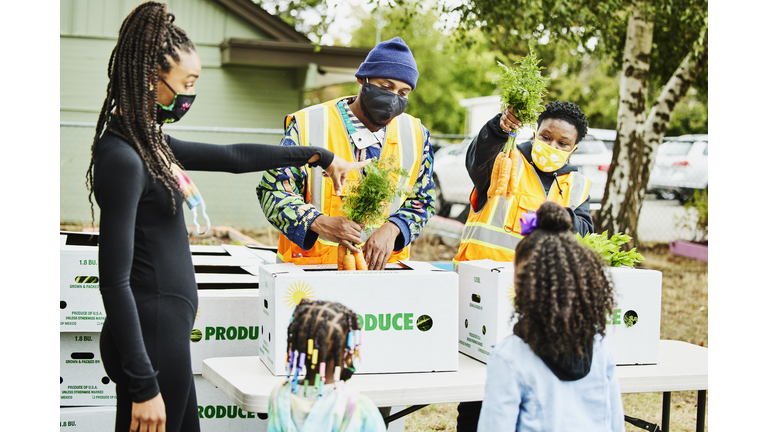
[
  {"x1": 658, "y1": 141, "x2": 694, "y2": 156},
  {"x1": 573, "y1": 139, "x2": 608, "y2": 155}
]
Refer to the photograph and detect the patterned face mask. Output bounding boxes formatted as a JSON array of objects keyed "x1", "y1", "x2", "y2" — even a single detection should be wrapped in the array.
[
  {"x1": 156, "y1": 78, "x2": 195, "y2": 124},
  {"x1": 170, "y1": 163, "x2": 211, "y2": 235},
  {"x1": 530, "y1": 139, "x2": 578, "y2": 173}
]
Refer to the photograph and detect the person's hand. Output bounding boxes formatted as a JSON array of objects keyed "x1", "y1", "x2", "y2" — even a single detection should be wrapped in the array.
[
  {"x1": 131, "y1": 393, "x2": 166, "y2": 432},
  {"x1": 500, "y1": 106, "x2": 522, "y2": 133},
  {"x1": 310, "y1": 215, "x2": 364, "y2": 252},
  {"x1": 362, "y1": 222, "x2": 400, "y2": 270},
  {"x1": 323, "y1": 155, "x2": 371, "y2": 196}
]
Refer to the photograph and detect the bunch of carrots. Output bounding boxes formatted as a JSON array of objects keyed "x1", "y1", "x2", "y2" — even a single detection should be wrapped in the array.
[
  {"x1": 488, "y1": 49, "x2": 549, "y2": 201},
  {"x1": 337, "y1": 156, "x2": 411, "y2": 271},
  {"x1": 337, "y1": 246, "x2": 367, "y2": 271}
]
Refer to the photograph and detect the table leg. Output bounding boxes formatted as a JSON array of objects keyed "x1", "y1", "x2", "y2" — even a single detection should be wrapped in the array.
[
  {"x1": 696, "y1": 390, "x2": 706, "y2": 432},
  {"x1": 383, "y1": 404, "x2": 428, "y2": 425},
  {"x1": 662, "y1": 392, "x2": 671, "y2": 432}
]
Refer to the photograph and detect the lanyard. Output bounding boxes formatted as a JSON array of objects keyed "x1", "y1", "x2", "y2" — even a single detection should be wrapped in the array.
[{"x1": 337, "y1": 100, "x2": 358, "y2": 135}]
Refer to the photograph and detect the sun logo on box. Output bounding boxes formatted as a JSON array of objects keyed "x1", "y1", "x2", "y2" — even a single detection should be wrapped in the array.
[
  {"x1": 284, "y1": 281, "x2": 316, "y2": 308},
  {"x1": 507, "y1": 282, "x2": 516, "y2": 305}
]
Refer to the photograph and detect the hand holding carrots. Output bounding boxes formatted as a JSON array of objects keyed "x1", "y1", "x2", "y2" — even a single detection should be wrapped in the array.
[{"x1": 310, "y1": 215, "x2": 364, "y2": 252}]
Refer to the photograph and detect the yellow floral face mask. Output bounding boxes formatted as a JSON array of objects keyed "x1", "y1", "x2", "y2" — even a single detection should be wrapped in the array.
[{"x1": 531, "y1": 139, "x2": 577, "y2": 172}]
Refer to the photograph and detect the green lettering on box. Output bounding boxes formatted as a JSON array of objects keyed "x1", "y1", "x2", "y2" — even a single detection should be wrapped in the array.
[
  {"x1": 404, "y1": 313, "x2": 413, "y2": 330},
  {"x1": 393, "y1": 313, "x2": 403, "y2": 331},
  {"x1": 365, "y1": 314, "x2": 377, "y2": 331}
]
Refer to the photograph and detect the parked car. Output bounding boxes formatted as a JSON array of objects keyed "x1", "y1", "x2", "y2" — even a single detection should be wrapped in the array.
[
  {"x1": 647, "y1": 134, "x2": 708, "y2": 203},
  {"x1": 568, "y1": 136, "x2": 612, "y2": 203},
  {"x1": 432, "y1": 129, "x2": 606, "y2": 216},
  {"x1": 586, "y1": 127, "x2": 617, "y2": 151},
  {"x1": 432, "y1": 137, "x2": 475, "y2": 217}
]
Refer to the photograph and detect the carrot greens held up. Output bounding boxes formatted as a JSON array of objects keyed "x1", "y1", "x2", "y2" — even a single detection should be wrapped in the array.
[{"x1": 488, "y1": 49, "x2": 549, "y2": 199}]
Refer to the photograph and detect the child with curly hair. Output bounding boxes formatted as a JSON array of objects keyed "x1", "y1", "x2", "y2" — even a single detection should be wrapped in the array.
[
  {"x1": 267, "y1": 299, "x2": 386, "y2": 432},
  {"x1": 477, "y1": 202, "x2": 625, "y2": 432}
]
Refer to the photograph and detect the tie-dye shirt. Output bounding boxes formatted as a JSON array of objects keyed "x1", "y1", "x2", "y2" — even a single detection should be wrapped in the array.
[
  {"x1": 257, "y1": 97, "x2": 436, "y2": 252},
  {"x1": 267, "y1": 381, "x2": 386, "y2": 432}
]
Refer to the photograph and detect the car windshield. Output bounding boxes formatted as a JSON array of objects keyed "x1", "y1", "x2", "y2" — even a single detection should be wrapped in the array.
[
  {"x1": 573, "y1": 140, "x2": 606, "y2": 154},
  {"x1": 658, "y1": 141, "x2": 693, "y2": 156}
]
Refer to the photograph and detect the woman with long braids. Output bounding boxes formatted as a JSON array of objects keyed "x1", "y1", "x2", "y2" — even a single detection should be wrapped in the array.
[
  {"x1": 87, "y1": 3, "x2": 367, "y2": 431},
  {"x1": 477, "y1": 202, "x2": 624, "y2": 432},
  {"x1": 268, "y1": 299, "x2": 386, "y2": 432}
]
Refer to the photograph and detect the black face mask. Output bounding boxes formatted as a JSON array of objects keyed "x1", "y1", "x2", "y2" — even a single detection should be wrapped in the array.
[
  {"x1": 156, "y1": 78, "x2": 196, "y2": 124},
  {"x1": 358, "y1": 82, "x2": 409, "y2": 128}
]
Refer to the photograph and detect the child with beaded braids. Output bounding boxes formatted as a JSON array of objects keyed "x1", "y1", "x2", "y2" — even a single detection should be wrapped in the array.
[
  {"x1": 268, "y1": 299, "x2": 386, "y2": 432},
  {"x1": 477, "y1": 202, "x2": 625, "y2": 432}
]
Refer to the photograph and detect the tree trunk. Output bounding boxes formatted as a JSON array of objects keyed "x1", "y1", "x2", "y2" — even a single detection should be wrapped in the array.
[
  {"x1": 596, "y1": 9, "x2": 654, "y2": 246},
  {"x1": 597, "y1": 13, "x2": 709, "y2": 247}
]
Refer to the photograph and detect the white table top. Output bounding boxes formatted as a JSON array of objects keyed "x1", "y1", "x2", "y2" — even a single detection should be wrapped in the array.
[{"x1": 202, "y1": 340, "x2": 707, "y2": 413}]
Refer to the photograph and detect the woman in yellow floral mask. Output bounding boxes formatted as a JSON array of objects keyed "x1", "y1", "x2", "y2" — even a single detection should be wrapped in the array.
[{"x1": 454, "y1": 100, "x2": 595, "y2": 431}]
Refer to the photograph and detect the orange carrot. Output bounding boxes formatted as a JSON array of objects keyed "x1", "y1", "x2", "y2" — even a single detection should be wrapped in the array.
[
  {"x1": 495, "y1": 156, "x2": 512, "y2": 196},
  {"x1": 343, "y1": 250, "x2": 356, "y2": 271},
  {"x1": 337, "y1": 245, "x2": 346, "y2": 270},
  {"x1": 353, "y1": 250, "x2": 368, "y2": 271},
  {"x1": 488, "y1": 152, "x2": 505, "y2": 198}
]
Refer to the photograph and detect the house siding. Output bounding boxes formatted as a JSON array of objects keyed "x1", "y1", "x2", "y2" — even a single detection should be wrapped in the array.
[{"x1": 61, "y1": 0, "x2": 304, "y2": 229}]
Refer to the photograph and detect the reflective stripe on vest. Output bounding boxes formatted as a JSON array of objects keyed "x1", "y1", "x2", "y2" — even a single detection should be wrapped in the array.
[
  {"x1": 278, "y1": 97, "x2": 424, "y2": 264},
  {"x1": 453, "y1": 151, "x2": 591, "y2": 266}
]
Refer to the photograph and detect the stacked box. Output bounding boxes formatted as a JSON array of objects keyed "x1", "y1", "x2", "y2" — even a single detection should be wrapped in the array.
[
  {"x1": 60, "y1": 332, "x2": 117, "y2": 406},
  {"x1": 59, "y1": 232, "x2": 272, "y2": 409},
  {"x1": 195, "y1": 375, "x2": 268, "y2": 431},
  {"x1": 59, "y1": 407, "x2": 116, "y2": 431},
  {"x1": 192, "y1": 289, "x2": 261, "y2": 374},
  {"x1": 60, "y1": 232, "x2": 103, "y2": 332},
  {"x1": 457, "y1": 260, "x2": 663, "y2": 365},
  {"x1": 258, "y1": 261, "x2": 459, "y2": 376}
]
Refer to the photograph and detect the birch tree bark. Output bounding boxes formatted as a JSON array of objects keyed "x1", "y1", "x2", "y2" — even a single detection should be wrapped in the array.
[{"x1": 596, "y1": 10, "x2": 708, "y2": 246}]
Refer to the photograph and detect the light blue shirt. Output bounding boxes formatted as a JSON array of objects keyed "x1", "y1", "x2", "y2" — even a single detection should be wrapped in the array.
[{"x1": 478, "y1": 334, "x2": 625, "y2": 432}]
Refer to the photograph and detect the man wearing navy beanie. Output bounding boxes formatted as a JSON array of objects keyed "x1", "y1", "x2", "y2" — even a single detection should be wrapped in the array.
[{"x1": 258, "y1": 37, "x2": 437, "y2": 274}]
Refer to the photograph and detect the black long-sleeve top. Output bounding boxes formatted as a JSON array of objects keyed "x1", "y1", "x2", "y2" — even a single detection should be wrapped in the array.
[
  {"x1": 465, "y1": 113, "x2": 594, "y2": 235},
  {"x1": 92, "y1": 117, "x2": 334, "y2": 402}
]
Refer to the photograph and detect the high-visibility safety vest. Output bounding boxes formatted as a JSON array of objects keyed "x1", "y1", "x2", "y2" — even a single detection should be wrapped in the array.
[
  {"x1": 453, "y1": 149, "x2": 591, "y2": 266},
  {"x1": 277, "y1": 97, "x2": 425, "y2": 265}
]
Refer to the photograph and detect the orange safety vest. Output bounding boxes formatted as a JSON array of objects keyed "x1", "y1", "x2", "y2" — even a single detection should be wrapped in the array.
[
  {"x1": 277, "y1": 97, "x2": 424, "y2": 265},
  {"x1": 453, "y1": 148, "x2": 591, "y2": 266}
]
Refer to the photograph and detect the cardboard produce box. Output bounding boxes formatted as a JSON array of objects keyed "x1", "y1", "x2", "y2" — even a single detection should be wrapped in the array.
[
  {"x1": 195, "y1": 375, "x2": 268, "y2": 431},
  {"x1": 457, "y1": 260, "x2": 517, "y2": 364},
  {"x1": 60, "y1": 232, "x2": 104, "y2": 332},
  {"x1": 258, "y1": 261, "x2": 458, "y2": 376},
  {"x1": 59, "y1": 406, "x2": 116, "y2": 431},
  {"x1": 603, "y1": 266, "x2": 663, "y2": 365},
  {"x1": 457, "y1": 260, "x2": 662, "y2": 365},
  {"x1": 60, "y1": 332, "x2": 116, "y2": 406},
  {"x1": 60, "y1": 231, "x2": 273, "y2": 332},
  {"x1": 191, "y1": 289, "x2": 261, "y2": 374}
]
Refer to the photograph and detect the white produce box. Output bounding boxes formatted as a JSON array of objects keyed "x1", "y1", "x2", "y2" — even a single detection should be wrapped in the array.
[
  {"x1": 195, "y1": 375, "x2": 268, "y2": 431},
  {"x1": 258, "y1": 261, "x2": 458, "y2": 376},
  {"x1": 457, "y1": 260, "x2": 662, "y2": 365},
  {"x1": 60, "y1": 332, "x2": 116, "y2": 406},
  {"x1": 191, "y1": 289, "x2": 261, "y2": 374},
  {"x1": 457, "y1": 260, "x2": 516, "y2": 364},
  {"x1": 60, "y1": 231, "x2": 273, "y2": 332},
  {"x1": 59, "y1": 407, "x2": 116, "y2": 431},
  {"x1": 60, "y1": 232, "x2": 103, "y2": 332}
]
